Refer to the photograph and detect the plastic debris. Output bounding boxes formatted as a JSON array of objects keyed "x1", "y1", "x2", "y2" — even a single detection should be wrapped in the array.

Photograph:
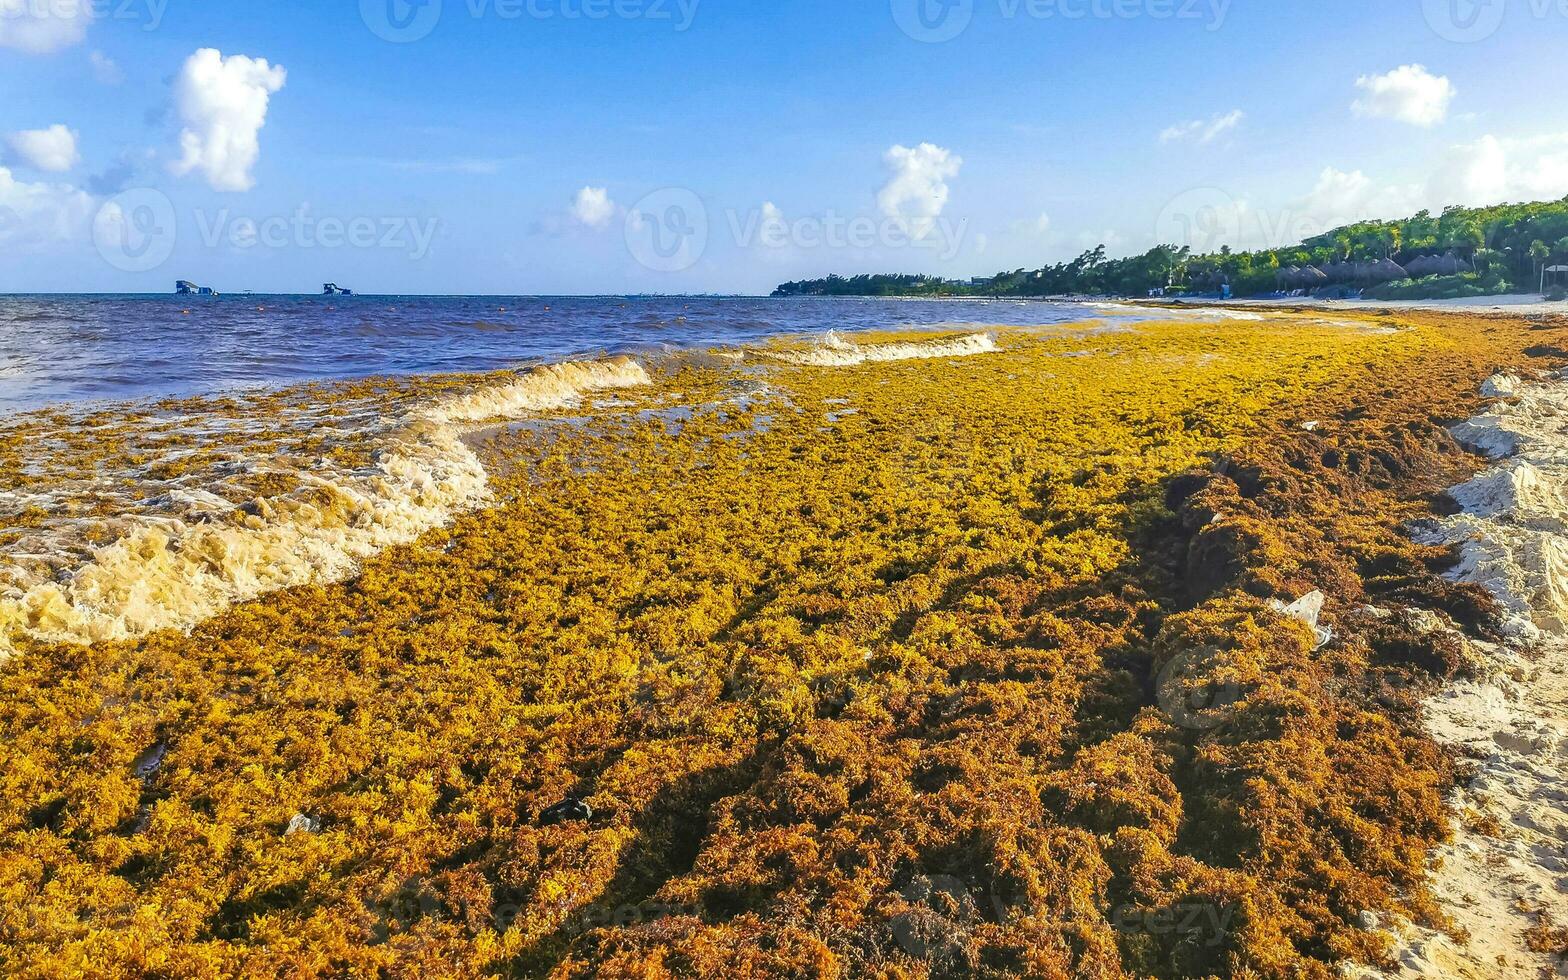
[
  {"x1": 1271, "y1": 590, "x2": 1334, "y2": 649},
  {"x1": 539, "y1": 798, "x2": 593, "y2": 826}
]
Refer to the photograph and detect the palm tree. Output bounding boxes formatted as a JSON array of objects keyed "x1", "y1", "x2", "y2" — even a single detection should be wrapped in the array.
[{"x1": 1531, "y1": 240, "x2": 1550, "y2": 282}]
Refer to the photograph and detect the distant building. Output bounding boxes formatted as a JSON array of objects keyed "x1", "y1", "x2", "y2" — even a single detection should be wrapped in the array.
[
  {"x1": 176, "y1": 280, "x2": 218, "y2": 296},
  {"x1": 323, "y1": 283, "x2": 355, "y2": 296}
]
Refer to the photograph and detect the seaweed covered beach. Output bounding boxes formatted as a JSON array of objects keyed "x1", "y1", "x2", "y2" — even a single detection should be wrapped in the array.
[{"x1": 1, "y1": 308, "x2": 1565, "y2": 978}]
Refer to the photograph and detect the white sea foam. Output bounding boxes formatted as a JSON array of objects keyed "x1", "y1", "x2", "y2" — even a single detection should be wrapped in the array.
[
  {"x1": 768, "y1": 331, "x2": 999, "y2": 367},
  {"x1": 0, "y1": 357, "x2": 652, "y2": 658}
]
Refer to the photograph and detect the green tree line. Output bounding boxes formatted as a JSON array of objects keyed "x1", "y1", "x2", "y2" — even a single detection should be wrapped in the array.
[{"x1": 772, "y1": 196, "x2": 1568, "y2": 300}]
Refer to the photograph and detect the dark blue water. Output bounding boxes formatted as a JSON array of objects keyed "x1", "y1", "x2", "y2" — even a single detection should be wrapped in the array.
[{"x1": 0, "y1": 295, "x2": 1093, "y2": 412}]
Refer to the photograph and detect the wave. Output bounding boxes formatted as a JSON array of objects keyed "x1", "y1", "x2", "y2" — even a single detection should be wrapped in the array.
[
  {"x1": 767, "y1": 331, "x2": 999, "y2": 367},
  {"x1": 0, "y1": 357, "x2": 652, "y2": 658},
  {"x1": 423, "y1": 356, "x2": 650, "y2": 424}
]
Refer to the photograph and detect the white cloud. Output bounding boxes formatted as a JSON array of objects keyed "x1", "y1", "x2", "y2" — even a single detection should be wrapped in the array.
[
  {"x1": 0, "y1": 0, "x2": 91, "y2": 54},
  {"x1": 7, "y1": 125, "x2": 80, "y2": 172},
  {"x1": 170, "y1": 48, "x2": 287, "y2": 192},
  {"x1": 0, "y1": 166, "x2": 93, "y2": 246},
  {"x1": 878, "y1": 142, "x2": 962, "y2": 239},
  {"x1": 1160, "y1": 109, "x2": 1245, "y2": 144},
  {"x1": 1009, "y1": 211, "x2": 1052, "y2": 237},
  {"x1": 1294, "y1": 167, "x2": 1422, "y2": 234},
  {"x1": 758, "y1": 201, "x2": 788, "y2": 246},
  {"x1": 1276, "y1": 133, "x2": 1568, "y2": 245},
  {"x1": 89, "y1": 50, "x2": 121, "y2": 84},
  {"x1": 1352, "y1": 65, "x2": 1455, "y2": 127},
  {"x1": 1428, "y1": 133, "x2": 1568, "y2": 207},
  {"x1": 570, "y1": 186, "x2": 616, "y2": 228}
]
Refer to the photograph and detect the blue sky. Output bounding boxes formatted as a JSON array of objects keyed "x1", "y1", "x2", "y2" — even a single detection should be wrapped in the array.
[{"x1": 2, "y1": 0, "x2": 1567, "y2": 294}]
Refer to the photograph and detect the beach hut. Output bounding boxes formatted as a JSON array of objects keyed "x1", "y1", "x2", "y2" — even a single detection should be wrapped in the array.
[
  {"x1": 1370, "y1": 258, "x2": 1409, "y2": 283},
  {"x1": 1541, "y1": 264, "x2": 1568, "y2": 294}
]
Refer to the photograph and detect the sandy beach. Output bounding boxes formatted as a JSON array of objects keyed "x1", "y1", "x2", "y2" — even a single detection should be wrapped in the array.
[{"x1": 0, "y1": 306, "x2": 1564, "y2": 977}]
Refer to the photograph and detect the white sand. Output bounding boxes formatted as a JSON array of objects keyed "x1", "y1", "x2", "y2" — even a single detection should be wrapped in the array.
[
  {"x1": 1158, "y1": 294, "x2": 1568, "y2": 316},
  {"x1": 1350, "y1": 372, "x2": 1568, "y2": 979}
]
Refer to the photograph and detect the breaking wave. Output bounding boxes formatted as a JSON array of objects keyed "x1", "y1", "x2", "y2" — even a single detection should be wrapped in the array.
[
  {"x1": 768, "y1": 331, "x2": 999, "y2": 367},
  {"x1": 0, "y1": 358, "x2": 652, "y2": 658}
]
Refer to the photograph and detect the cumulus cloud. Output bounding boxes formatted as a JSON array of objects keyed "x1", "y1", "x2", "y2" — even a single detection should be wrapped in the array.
[
  {"x1": 570, "y1": 186, "x2": 616, "y2": 228},
  {"x1": 1294, "y1": 166, "x2": 1423, "y2": 234},
  {"x1": 1428, "y1": 133, "x2": 1568, "y2": 207},
  {"x1": 1352, "y1": 65, "x2": 1455, "y2": 127},
  {"x1": 7, "y1": 124, "x2": 80, "y2": 172},
  {"x1": 0, "y1": 0, "x2": 91, "y2": 54},
  {"x1": 1275, "y1": 133, "x2": 1568, "y2": 245},
  {"x1": 170, "y1": 48, "x2": 287, "y2": 192},
  {"x1": 0, "y1": 166, "x2": 93, "y2": 246},
  {"x1": 878, "y1": 142, "x2": 962, "y2": 239},
  {"x1": 1160, "y1": 109, "x2": 1244, "y2": 144}
]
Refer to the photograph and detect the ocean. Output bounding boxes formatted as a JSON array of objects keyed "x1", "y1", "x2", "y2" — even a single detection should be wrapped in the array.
[
  {"x1": 0, "y1": 294, "x2": 1114, "y2": 657},
  {"x1": 0, "y1": 294, "x2": 1096, "y2": 412}
]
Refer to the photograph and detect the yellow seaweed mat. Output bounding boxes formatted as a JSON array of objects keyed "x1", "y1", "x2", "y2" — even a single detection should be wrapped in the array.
[{"x1": 0, "y1": 311, "x2": 1557, "y2": 978}]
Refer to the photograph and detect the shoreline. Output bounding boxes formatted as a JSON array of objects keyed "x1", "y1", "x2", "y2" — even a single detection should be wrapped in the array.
[{"x1": 1, "y1": 306, "x2": 1565, "y2": 977}]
